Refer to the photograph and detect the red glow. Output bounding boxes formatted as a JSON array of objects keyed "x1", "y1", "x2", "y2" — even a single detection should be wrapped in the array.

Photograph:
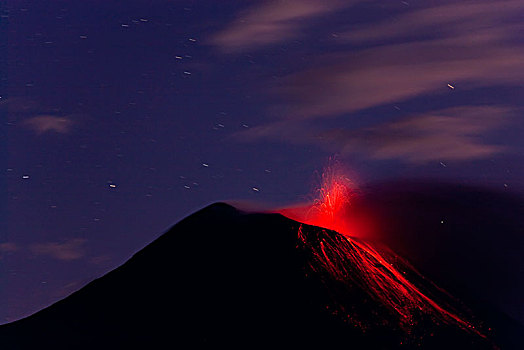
[
  {"x1": 278, "y1": 165, "x2": 484, "y2": 337},
  {"x1": 309, "y1": 166, "x2": 354, "y2": 236},
  {"x1": 279, "y1": 164, "x2": 359, "y2": 237}
]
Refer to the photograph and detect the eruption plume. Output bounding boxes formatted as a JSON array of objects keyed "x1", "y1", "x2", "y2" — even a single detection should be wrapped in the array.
[{"x1": 308, "y1": 164, "x2": 355, "y2": 236}]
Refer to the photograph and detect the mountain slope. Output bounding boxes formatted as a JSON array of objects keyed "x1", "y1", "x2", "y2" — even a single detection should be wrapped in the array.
[{"x1": 0, "y1": 201, "x2": 518, "y2": 349}]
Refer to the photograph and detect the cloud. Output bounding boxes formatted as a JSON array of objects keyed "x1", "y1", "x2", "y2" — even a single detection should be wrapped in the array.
[
  {"x1": 89, "y1": 255, "x2": 112, "y2": 266},
  {"x1": 280, "y1": 38, "x2": 524, "y2": 119},
  {"x1": 0, "y1": 242, "x2": 18, "y2": 253},
  {"x1": 342, "y1": 0, "x2": 524, "y2": 44},
  {"x1": 241, "y1": 106, "x2": 513, "y2": 163},
  {"x1": 30, "y1": 238, "x2": 87, "y2": 261},
  {"x1": 274, "y1": 0, "x2": 524, "y2": 119},
  {"x1": 220, "y1": 1, "x2": 522, "y2": 165},
  {"x1": 22, "y1": 115, "x2": 74, "y2": 134},
  {"x1": 210, "y1": 0, "x2": 354, "y2": 53},
  {"x1": 234, "y1": 1, "x2": 523, "y2": 165},
  {"x1": 333, "y1": 106, "x2": 511, "y2": 162}
]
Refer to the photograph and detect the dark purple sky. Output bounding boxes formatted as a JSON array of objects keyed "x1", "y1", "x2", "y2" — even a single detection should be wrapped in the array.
[{"x1": 2, "y1": 0, "x2": 524, "y2": 323}]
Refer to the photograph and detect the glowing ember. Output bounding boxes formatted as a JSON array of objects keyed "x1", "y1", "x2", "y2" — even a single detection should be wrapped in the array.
[{"x1": 279, "y1": 164, "x2": 485, "y2": 339}]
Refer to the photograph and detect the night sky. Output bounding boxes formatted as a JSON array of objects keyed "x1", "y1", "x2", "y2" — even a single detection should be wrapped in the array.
[{"x1": 2, "y1": 0, "x2": 524, "y2": 324}]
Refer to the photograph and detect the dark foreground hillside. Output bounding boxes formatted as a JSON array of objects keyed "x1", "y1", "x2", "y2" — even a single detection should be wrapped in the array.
[{"x1": 1, "y1": 185, "x2": 523, "y2": 349}]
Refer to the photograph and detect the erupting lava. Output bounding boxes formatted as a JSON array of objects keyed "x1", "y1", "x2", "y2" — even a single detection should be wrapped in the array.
[
  {"x1": 279, "y1": 165, "x2": 357, "y2": 237},
  {"x1": 279, "y1": 165, "x2": 484, "y2": 337},
  {"x1": 308, "y1": 166, "x2": 354, "y2": 236}
]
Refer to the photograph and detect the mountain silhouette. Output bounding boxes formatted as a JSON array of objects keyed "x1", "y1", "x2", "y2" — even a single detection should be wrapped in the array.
[{"x1": 1, "y1": 184, "x2": 523, "y2": 349}]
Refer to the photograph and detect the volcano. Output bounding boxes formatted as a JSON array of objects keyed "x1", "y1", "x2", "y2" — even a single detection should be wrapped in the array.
[{"x1": 1, "y1": 184, "x2": 523, "y2": 349}]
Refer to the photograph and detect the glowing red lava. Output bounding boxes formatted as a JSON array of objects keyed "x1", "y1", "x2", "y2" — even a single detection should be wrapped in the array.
[
  {"x1": 279, "y1": 166, "x2": 484, "y2": 337},
  {"x1": 279, "y1": 165, "x2": 357, "y2": 237},
  {"x1": 308, "y1": 166, "x2": 354, "y2": 236}
]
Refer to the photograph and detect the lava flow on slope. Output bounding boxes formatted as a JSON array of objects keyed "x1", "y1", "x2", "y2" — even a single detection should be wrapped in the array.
[{"x1": 279, "y1": 166, "x2": 485, "y2": 339}]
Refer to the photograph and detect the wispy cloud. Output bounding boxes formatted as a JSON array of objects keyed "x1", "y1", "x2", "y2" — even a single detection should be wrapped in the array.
[
  {"x1": 22, "y1": 115, "x2": 74, "y2": 134},
  {"x1": 89, "y1": 255, "x2": 112, "y2": 266},
  {"x1": 327, "y1": 106, "x2": 511, "y2": 162},
  {"x1": 0, "y1": 242, "x2": 18, "y2": 254},
  {"x1": 30, "y1": 238, "x2": 87, "y2": 261},
  {"x1": 241, "y1": 106, "x2": 513, "y2": 163},
  {"x1": 342, "y1": 0, "x2": 524, "y2": 44},
  {"x1": 210, "y1": 0, "x2": 354, "y2": 53},
  {"x1": 276, "y1": 0, "x2": 524, "y2": 119},
  {"x1": 233, "y1": 1, "x2": 523, "y2": 163},
  {"x1": 281, "y1": 37, "x2": 524, "y2": 119}
]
